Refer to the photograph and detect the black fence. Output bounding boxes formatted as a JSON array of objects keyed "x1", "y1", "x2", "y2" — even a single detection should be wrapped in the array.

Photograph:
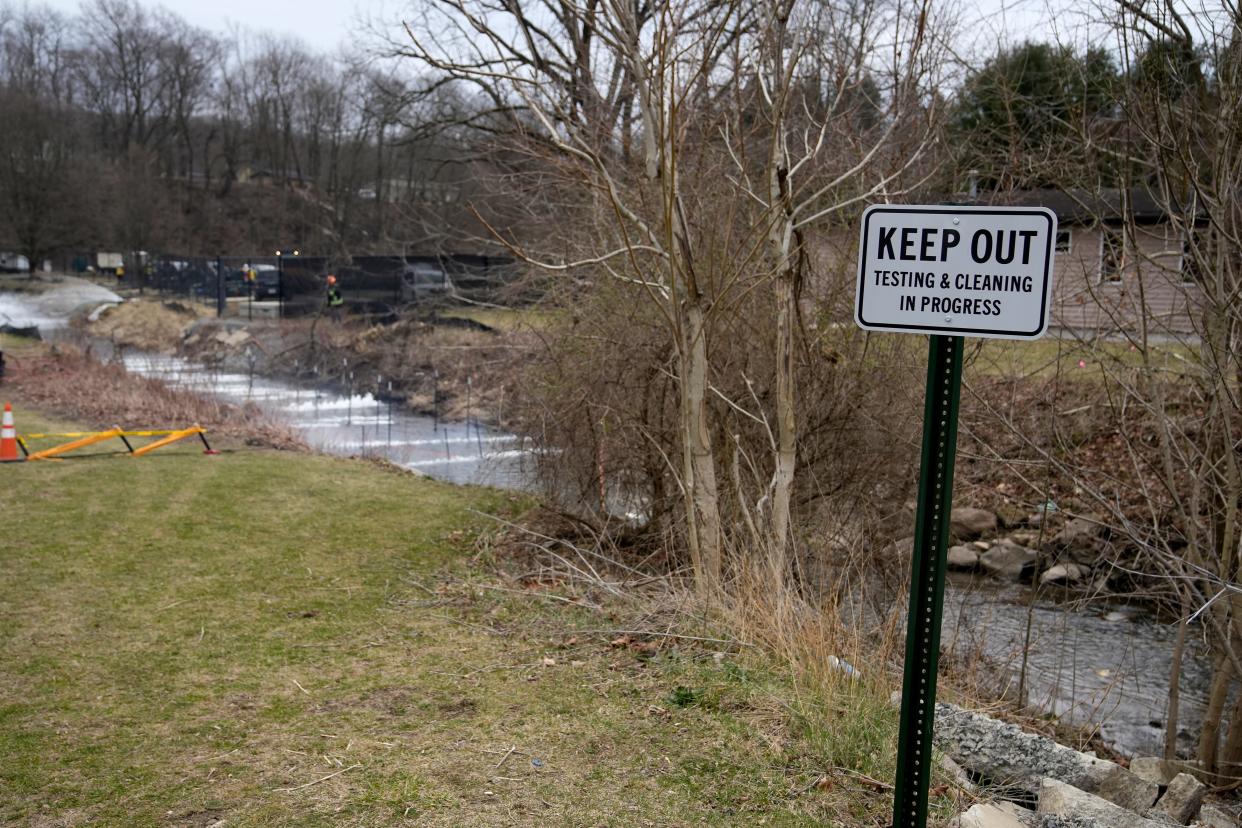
[{"x1": 79, "y1": 252, "x2": 520, "y2": 318}]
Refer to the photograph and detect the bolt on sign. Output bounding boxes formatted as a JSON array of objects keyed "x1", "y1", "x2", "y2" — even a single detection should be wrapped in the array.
[
  {"x1": 856, "y1": 205, "x2": 1056, "y2": 339},
  {"x1": 854, "y1": 204, "x2": 1057, "y2": 828}
]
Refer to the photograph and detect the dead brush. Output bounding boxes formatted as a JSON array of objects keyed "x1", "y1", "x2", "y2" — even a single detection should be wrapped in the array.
[
  {"x1": 7, "y1": 344, "x2": 304, "y2": 450},
  {"x1": 471, "y1": 509, "x2": 760, "y2": 657},
  {"x1": 725, "y1": 542, "x2": 904, "y2": 697},
  {"x1": 478, "y1": 511, "x2": 677, "y2": 606},
  {"x1": 473, "y1": 503, "x2": 919, "y2": 683}
]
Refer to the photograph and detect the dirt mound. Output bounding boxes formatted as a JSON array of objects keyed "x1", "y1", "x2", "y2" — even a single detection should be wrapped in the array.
[
  {"x1": 80, "y1": 299, "x2": 206, "y2": 352},
  {"x1": 182, "y1": 319, "x2": 256, "y2": 360}
]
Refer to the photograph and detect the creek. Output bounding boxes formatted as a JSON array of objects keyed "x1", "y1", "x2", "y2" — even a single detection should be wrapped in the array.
[
  {"x1": 118, "y1": 351, "x2": 534, "y2": 489},
  {"x1": 941, "y1": 575, "x2": 1209, "y2": 758}
]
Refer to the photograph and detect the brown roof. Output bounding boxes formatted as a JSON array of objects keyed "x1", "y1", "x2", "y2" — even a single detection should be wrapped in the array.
[{"x1": 963, "y1": 187, "x2": 1182, "y2": 224}]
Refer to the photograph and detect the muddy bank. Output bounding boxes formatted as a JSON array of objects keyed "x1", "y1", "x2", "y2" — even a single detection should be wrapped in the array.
[
  {"x1": 67, "y1": 300, "x2": 527, "y2": 428},
  {"x1": 79, "y1": 299, "x2": 210, "y2": 352}
]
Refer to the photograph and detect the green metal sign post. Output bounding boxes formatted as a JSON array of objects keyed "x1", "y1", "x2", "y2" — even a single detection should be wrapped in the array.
[
  {"x1": 853, "y1": 204, "x2": 1057, "y2": 828},
  {"x1": 891, "y1": 334, "x2": 963, "y2": 828}
]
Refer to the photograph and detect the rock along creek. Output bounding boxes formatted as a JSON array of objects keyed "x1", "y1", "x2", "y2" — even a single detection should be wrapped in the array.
[{"x1": 0, "y1": 282, "x2": 1216, "y2": 760}]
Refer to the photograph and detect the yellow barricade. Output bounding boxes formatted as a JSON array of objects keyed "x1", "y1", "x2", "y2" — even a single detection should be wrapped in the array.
[
  {"x1": 131, "y1": 426, "x2": 206, "y2": 457},
  {"x1": 20, "y1": 429, "x2": 186, "y2": 439},
  {"x1": 26, "y1": 428, "x2": 125, "y2": 461},
  {"x1": 20, "y1": 425, "x2": 214, "y2": 460}
]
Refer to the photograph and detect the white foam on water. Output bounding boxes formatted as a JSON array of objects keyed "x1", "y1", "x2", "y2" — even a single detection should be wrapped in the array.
[{"x1": 403, "y1": 449, "x2": 530, "y2": 468}]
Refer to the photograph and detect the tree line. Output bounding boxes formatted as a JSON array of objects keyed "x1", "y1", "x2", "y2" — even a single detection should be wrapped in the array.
[{"x1": 0, "y1": 0, "x2": 511, "y2": 267}]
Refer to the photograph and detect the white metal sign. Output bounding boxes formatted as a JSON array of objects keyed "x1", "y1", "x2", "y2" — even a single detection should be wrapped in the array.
[{"x1": 855, "y1": 205, "x2": 1057, "y2": 339}]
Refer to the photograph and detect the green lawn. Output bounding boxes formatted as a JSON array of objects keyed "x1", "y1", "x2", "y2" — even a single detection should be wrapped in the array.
[{"x1": 0, "y1": 400, "x2": 945, "y2": 827}]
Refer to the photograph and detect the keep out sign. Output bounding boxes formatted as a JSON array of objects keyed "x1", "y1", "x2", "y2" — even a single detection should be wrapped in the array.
[{"x1": 855, "y1": 205, "x2": 1057, "y2": 340}]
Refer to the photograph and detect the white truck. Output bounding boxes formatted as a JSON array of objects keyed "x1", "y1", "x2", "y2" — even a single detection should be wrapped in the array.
[
  {"x1": 95, "y1": 252, "x2": 124, "y2": 274},
  {"x1": 0, "y1": 253, "x2": 30, "y2": 273}
]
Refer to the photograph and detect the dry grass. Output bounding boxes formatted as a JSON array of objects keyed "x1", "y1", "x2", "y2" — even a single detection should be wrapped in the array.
[
  {"x1": 481, "y1": 513, "x2": 977, "y2": 824},
  {"x1": 76, "y1": 299, "x2": 208, "y2": 353},
  {"x1": 0, "y1": 394, "x2": 975, "y2": 827},
  {"x1": 4, "y1": 342, "x2": 302, "y2": 450}
]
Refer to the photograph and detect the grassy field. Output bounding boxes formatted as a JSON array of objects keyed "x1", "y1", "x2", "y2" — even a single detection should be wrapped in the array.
[
  {"x1": 964, "y1": 335, "x2": 1198, "y2": 380},
  {"x1": 437, "y1": 307, "x2": 562, "y2": 333},
  {"x1": 0, "y1": 398, "x2": 938, "y2": 827}
]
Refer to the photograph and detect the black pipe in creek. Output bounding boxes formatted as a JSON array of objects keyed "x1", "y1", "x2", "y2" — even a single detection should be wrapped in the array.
[
  {"x1": 343, "y1": 357, "x2": 351, "y2": 426},
  {"x1": 246, "y1": 350, "x2": 256, "y2": 399},
  {"x1": 471, "y1": 377, "x2": 483, "y2": 457},
  {"x1": 215, "y1": 256, "x2": 225, "y2": 318}
]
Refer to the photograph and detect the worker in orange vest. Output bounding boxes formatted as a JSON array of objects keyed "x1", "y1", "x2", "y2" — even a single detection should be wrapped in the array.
[{"x1": 326, "y1": 275, "x2": 344, "y2": 323}]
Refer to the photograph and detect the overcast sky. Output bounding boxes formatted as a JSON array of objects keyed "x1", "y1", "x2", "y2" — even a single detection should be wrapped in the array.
[
  {"x1": 35, "y1": 0, "x2": 385, "y2": 52},
  {"x1": 31, "y1": 0, "x2": 1085, "y2": 59}
]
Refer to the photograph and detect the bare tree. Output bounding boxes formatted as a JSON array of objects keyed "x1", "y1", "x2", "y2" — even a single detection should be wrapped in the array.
[{"x1": 400, "y1": 0, "x2": 948, "y2": 595}]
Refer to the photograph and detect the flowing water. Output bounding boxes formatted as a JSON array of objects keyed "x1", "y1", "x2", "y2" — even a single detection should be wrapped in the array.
[
  {"x1": 0, "y1": 281, "x2": 1216, "y2": 758},
  {"x1": 1, "y1": 280, "x2": 533, "y2": 488},
  {"x1": 118, "y1": 352, "x2": 534, "y2": 488},
  {"x1": 942, "y1": 576, "x2": 1209, "y2": 757}
]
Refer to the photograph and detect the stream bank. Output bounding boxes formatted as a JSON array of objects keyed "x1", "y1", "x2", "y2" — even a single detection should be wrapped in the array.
[
  {"x1": 117, "y1": 350, "x2": 535, "y2": 488},
  {"x1": 65, "y1": 296, "x2": 528, "y2": 430}
]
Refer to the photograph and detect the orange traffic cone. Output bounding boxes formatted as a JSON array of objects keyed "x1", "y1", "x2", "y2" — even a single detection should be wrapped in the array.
[{"x1": 1, "y1": 403, "x2": 22, "y2": 462}]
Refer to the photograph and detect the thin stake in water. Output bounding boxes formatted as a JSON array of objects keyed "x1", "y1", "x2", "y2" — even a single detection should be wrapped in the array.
[
  {"x1": 246, "y1": 348, "x2": 256, "y2": 400},
  {"x1": 469, "y1": 376, "x2": 482, "y2": 457}
]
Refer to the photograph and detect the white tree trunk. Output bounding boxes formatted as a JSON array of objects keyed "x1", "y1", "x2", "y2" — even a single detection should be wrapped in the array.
[
  {"x1": 679, "y1": 288, "x2": 723, "y2": 594},
  {"x1": 764, "y1": 8, "x2": 798, "y2": 589}
]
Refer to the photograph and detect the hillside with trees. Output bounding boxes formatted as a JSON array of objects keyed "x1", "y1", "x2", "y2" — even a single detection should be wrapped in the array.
[{"x1": 0, "y1": 0, "x2": 523, "y2": 266}]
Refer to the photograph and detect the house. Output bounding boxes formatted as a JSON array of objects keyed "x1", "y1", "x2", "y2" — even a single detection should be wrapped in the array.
[
  {"x1": 235, "y1": 164, "x2": 314, "y2": 191},
  {"x1": 983, "y1": 189, "x2": 1202, "y2": 338}
]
